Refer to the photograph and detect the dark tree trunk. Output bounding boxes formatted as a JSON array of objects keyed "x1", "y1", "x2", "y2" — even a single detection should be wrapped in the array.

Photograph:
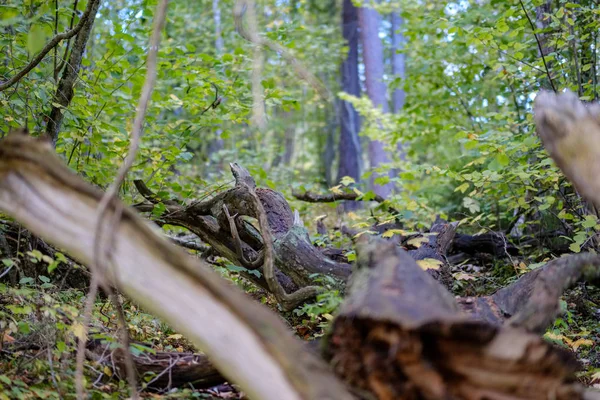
[
  {"x1": 45, "y1": 0, "x2": 100, "y2": 145},
  {"x1": 337, "y1": 0, "x2": 362, "y2": 184}
]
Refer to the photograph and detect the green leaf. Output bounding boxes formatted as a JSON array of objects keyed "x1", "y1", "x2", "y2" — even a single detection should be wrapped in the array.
[
  {"x1": 18, "y1": 321, "x2": 30, "y2": 334},
  {"x1": 339, "y1": 176, "x2": 355, "y2": 186},
  {"x1": 582, "y1": 216, "x2": 597, "y2": 228},
  {"x1": 27, "y1": 24, "x2": 48, "y2": 55},
  {"x1": 569, "y1": 243, "x2": 581, "y2": 253},
  {"x1": 455, "y1": 183, "x2": 470, "y2": 193},
  {"x1": 56, "y1": 341, "x2": 67, "y2": 353}
]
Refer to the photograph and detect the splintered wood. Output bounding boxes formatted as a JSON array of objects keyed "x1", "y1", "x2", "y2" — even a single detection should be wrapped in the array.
[{"x1": 324, "y1": 238, "x2": 589, "y2": 400}]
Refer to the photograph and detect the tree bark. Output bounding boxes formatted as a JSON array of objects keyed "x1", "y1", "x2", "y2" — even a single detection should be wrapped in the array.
[
  {"x1": 324, "y1": 236, "x2": 593, "y2": 400},
  {"x1": 45, "y1": 0, "x2": 100, "y2": 145},
  {"x1": 358, "y1": 5, "x2": 394, "y2": 198},
  {"x1": 337, "y1": 0, "x2": 362, "y2": 185}
]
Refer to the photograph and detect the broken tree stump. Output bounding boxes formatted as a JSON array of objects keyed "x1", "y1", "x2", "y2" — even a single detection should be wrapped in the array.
[{"x1": 324, "y1": 236, "x2": 598, "y2": 400}]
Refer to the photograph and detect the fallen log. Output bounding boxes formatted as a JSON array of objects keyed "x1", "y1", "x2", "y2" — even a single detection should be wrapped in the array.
[
  {"x1": 86, "y1": 340, "x2": 225, "y2": 391},
  {"x1": 324, "y1": 236, "x2": 600, "y2": 400},
  {"x1": 0, "y1": 133, "x2": 353, "y2": 400},
  {"x1": 460, "y1": 253, "x2": 600, "y2": 333},
  {"x1": 292, "y1": 189, "x2": 399, "y2": 215},
  {"x1": 133, "y1": 166, "x2": 352, "y2": 303}
]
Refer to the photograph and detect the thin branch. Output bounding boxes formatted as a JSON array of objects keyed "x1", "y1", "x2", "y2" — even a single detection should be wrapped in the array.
[
  {"x1": 0, "y1": 0, "x2": 96, "y2": 92},
  {"x1": 518, "y1": 0, "x2": 557, "y2": 92},
  {"x1": 80, "y1": 1, "x2": 169, "y2": 398},
  {"x1": 55, "y1": 0, "x2": 80, "y2": 77}
]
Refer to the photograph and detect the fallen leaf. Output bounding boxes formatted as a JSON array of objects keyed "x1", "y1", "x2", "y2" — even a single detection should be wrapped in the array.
[
  {"x1": 454, "y1": 272, "x2": 476, "y2": 281},
  {"x1": 2, "y1": 333, "x2": 15, "y2": 343},
  {"x1": 571, "y1": 338, "x2": 593, "y2": 351},
  {"x1": 417, "y1": 258, "x2": 443, "y2": 271},
  {"x1": 407, "y1": 236, "x2": 429, "y2": 248},
  {"x1": 71, "y1": 322, "x2": 87, "y2": 341}
]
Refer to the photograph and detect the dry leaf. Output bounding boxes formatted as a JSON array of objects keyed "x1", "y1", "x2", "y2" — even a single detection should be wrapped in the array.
[
  {"x1": 167, "y1": 334, "x2": 183, "y2": 340},
  {"x1": 454, "y1": 272, "x2": 476, "y2": 281},
  {"x1": 407, "y1": 236, "x2": 429, "y2": 248},
  {"x1": 71, "y1": 322, "x2": 87, "y2": 341},
  {"x1": 417, "y1": 258, "x2": 443, "y2": 271},
  {"x1": 571, "y1": 338, "x2": 593, "y2": 351}
]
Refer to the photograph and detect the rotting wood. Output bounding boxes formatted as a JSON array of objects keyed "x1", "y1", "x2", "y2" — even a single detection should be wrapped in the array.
[
  {"x1": 324, "y1": 236, "x2": 598, "y2": 400},
  {"x1": 132, "y1": 165, "x2": 352, "y2": 296}
]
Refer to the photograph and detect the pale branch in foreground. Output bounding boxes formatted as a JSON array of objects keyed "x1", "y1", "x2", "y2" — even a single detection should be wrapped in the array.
[
  {"x1": 535, "y1": 90, "x2": 600, "y2": 207},
  {"x1": 0, "y1": 133, "x2": 353, "y2": 400}
]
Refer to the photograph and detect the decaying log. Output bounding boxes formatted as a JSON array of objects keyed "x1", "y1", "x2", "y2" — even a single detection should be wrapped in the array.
[
  {"x1": 460, "y1": 253, "x2": 600, "y2": 333},
  {"x1": 0, "y1": 221, "x2": 90, "y2": 288},
  {"x1": 86, "y1": 340, "x2": 224, "y2": 391},
  {"x1": 0, "y1": 134, "x2": 353, "y2": 400},
  {"x1": 133, "y1": 165, "x2": 352, "y2": 301},
  {"x1": 324, "y1": 236, "x2": 600, "y2": 400},
  {"x1": 452, "y1": 232, "x2": 519, "y2": 257}
]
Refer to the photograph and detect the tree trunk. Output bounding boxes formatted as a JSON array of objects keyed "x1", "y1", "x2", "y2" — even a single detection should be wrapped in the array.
[
  {"x1": 45, "y1": 0, "x2": 100, "y2": 145},
  {"x1": 391, "y1": 12, "x2": 405, "y2": 114},
  {"x1": 337, "y1": 0, "x2": 362, "y2": 184},
  {"x1": 358, "y1": 5, "x2": 394, "y2": 198},
  {"x1": 207, "y1": 0, "x2": 224, "y2": 157}
]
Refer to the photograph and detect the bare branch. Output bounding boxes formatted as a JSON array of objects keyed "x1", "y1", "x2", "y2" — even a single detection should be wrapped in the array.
[
  {"x1": 518, "y1": 0, "x2": 557, "y2": 92},
  {"x1": 292, "y1": 189, "x2": 399, "y2": 215}
]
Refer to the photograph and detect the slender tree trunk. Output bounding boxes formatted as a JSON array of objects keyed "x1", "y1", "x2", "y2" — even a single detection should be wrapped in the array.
[
  {"x1": 208, "y1": 0, "x2": 224, "y2": 158},
  {"x1": 391, "y1": 11, "x2": 406, "y2": 161},
  {"x1": 391, "y1": 12, "x2": 405, "y2": 114},
  {"x1": 337, "y1": 0, "x2": 362, "y2": 184},
  {"x1": 45, "y1": 0, "x2": 100, "y2": 145},
  {"x1": 358, "y1": 5, "x2": 393, "y2": 198}
]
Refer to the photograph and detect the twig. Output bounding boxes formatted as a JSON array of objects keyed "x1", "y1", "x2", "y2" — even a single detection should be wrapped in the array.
[
  {"x1": 0, "y1": 0, "x2": 96, "y2": 92},
  {"x1": 199, "y1": 82, "x2": 222, "y2": 116},
  {"x1": 518, "y1": 0, "x2": 557, "y2": 92}
]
